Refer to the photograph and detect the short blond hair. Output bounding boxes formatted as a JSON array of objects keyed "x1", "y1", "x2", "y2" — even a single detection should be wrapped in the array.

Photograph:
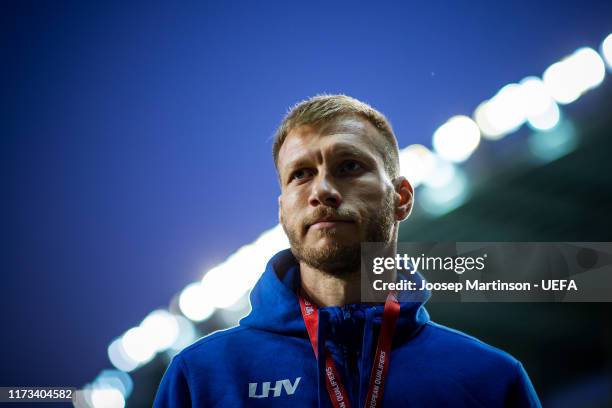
[{"x1": 272, "y1": 94, "x2": 400, "y2": 182}]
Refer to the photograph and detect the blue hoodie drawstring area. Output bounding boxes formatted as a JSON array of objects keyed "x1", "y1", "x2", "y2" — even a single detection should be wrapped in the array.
[
  {"x1": 359, "y1": 307, "x2": 376, "y2": 407},
  {"x1": 316, "y1": 309, "x2": 330, "y2": 408},
  {"x1": 311, "y1": 304, "x2": 392, "y2": 408},
  {"x1": 315, "y1": 308, "x2": 349, "y2": 408}
]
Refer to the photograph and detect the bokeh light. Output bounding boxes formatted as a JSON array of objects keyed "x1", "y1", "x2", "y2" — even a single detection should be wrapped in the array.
[
  {"x1": 528, "y1": 119, "x2": 578, "y2": 162},
  {"x1": 474, "y1": 83, "x2": 526, "y2": 139},
  {"x1": 399, "y1": 144, "x2": 437, "y2": 188},
  {"x1": 419, "y1": 168, "x2": 469, "y2": 216},
  {"x1": 432, "y1": 115, "x2": 481, "y2": 162},
  {"x1": 543, "y1": 47, "x2": 605, "y2": 104},
  {"x1": 140, "y1": 309, "x2": 180, "y2": 353},
  {"x1": 93, "y1": 370, "x2": 133, "y2": 400},
  {"x1": 601, "y1": 33, "x2": 612, "y2": 70},
  {"x1": 120, "y1": 327, "x2": 156, "y2": 366},
  {"x1": 107, "y1": 338, "x2": 139, "y2": 372},
  {"x1": 168, "y1": 315, "x2": 198, "y2": 352},
  {"x1": 178, "y1": 282, "x2": 215, "y2": 322},
  {"x1": 90, "y1": 388, "x2": 125, "y2": 408},
  {"x1": 519, "y1": 77, "x2": 561, "y2": 131}
]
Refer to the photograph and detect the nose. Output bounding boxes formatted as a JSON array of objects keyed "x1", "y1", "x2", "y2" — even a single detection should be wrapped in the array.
[{"x1": 308, "y1": 172, "x2": 342, "y2": 209}]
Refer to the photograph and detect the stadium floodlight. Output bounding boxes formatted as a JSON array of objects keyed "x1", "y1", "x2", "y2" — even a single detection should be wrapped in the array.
[
  {"x1": 93, "y1": 370, "x2": 133, "y2": 400},
  {"x1": 90, "y1": 387, "x2": 125, "y2": 408},
  {"x1": 422, "y1": 156, "x2": 456, "y2": 189},
  {"x1": 527, "y1": 100, "x2": 560, "y2": 131},
  {"x1": 419, "y1": 167, "x2": 469, "y2": 216},
  {"x1": 107, "y1": 338, "x2": 139, "y2": 372},
  {"x1": 120, "y1": 327, "x2": 156, "y2": 365},
  {"x1": 203, "y1": 247, "x2": 259, "y2": 309},
  {"x1": 474, "y1": 83, "x2": 527, "y2": 139},
  {"x1": 199, "y1": 225, "x2": 290, "y2": 311},
  {"x1": 543, "y1": 47, "x2": 605, "y2": 104},
  {"x1": 602, "y1": 33, "x2": 612, "y2": 70},
  {"x1": 178, "y1": 282, "x2": 215, "y2": 322},
  {"x1": 140, "y1": 309, "x2": 180, "y2": 353},
  {"x1": 169, "y1": 315, "x2": 198, "y2": 352},
  {"x1": 518, "y1": 77, "x2": 561, "y2": 131},
  {"x1": 399, "y1": 144, "x2": 437, "y2": 188},
  {"x1": 432, "y1": 115, "x2": 481, "y2": 162}
]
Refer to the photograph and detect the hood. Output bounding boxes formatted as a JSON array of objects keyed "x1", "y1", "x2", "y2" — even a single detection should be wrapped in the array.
[
  {"x1": 240, "y1": 248, "x2": 431, "y2": 408},
  {"x1": 240, "y1": 248, "x2": 430, "y2": 341}
]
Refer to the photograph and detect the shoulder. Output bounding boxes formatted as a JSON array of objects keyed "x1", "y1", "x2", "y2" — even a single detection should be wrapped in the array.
[
  {"x1": 412, "y1": 321, "x2": 540, "y2": 407},
  {"x1": 411, "y1": 321, "x2": 523, "y2": 378},
  {"x1": 155, "y1": 326, "x2": 253, "y2": 395},
  {"x1": 176, "y1": 324, "x2": 293, "y2": 367},
  {"x1": 422, "y1": 321, "x2": 512, "y2": 353},
  {"x1": 178, "y1": 325, "x2": 252, "y2": 361},
  {"x1": 182, "y1": 325, "x2": 250, "y2": 350},
  {"x1": 406, "y1": 322, "x2": 541, "y2": 406},
  {"x1": 154, "y1": 326, "x2": 255, "y2": 407},
  {"x1": 424, "y1": 321, "x2": 518, "y2": 360}
]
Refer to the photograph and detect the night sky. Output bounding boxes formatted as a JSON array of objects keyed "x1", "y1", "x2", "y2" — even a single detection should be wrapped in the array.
[{"x1": 2, "y1": 0, "x2": 611, "y2": 388}]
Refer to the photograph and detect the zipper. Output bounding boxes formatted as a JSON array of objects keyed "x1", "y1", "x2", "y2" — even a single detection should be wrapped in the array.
[
  {"x1": 339, "y1": 306, "x2": 352, "y2": 405},
  {"x1": 340, "y1": 305, "x2": 361, "y2": 407}
]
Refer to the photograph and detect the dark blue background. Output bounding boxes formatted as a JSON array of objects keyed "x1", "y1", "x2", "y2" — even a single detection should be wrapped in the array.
[{"x1": 2, "y1": 0, "x2": 611, "y2": 389}]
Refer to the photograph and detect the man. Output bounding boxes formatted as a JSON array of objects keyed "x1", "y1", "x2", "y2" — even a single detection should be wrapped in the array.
[{"x1": 154, "y1": 94, "x2": 541, "y2": 407}]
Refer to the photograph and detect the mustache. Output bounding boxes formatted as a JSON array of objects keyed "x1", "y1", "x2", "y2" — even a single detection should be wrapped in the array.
[{"x1": 303, "y1": 208, "x2": 358, "y2": 229}]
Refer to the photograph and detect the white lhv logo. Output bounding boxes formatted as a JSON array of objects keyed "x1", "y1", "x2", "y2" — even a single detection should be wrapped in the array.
[{"x1": 248, "y1": 377, "x2": 301, "y2": 398}]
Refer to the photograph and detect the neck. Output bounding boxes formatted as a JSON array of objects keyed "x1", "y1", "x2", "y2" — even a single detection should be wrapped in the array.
[
  {"x1": 299, "y1": 262, "x2": 361, "y2": 307},
  {"x1": 298, "y1": 242, "x2": 399, "y2": 307},
  {"x1": 298, "y1": 262, "x2": 398, "y2": 307}
]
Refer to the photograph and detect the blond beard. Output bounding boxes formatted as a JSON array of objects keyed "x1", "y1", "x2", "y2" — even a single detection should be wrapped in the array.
[{"x1": 281, "y1": 191, "x2": 395, "y2": 277}]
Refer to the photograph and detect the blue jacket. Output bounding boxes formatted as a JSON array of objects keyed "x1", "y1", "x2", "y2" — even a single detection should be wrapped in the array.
[{"x1": 154, "y1": 248, "x2": 541, "y2": 407}]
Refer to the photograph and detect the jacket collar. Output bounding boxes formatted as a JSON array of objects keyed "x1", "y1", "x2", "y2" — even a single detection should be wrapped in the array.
[{"x1": 240, "y1": 248, "x2": 430, "y2": 343}]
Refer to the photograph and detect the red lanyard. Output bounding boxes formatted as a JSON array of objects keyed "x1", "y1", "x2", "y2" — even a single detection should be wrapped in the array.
[{"x1": 298, "y1": 290, "x2": 400, "y2": 408}]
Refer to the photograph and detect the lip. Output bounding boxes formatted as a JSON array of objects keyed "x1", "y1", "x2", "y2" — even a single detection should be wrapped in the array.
[{"x1": 309, "y1": 219, "x2": 354, "y2": 230}]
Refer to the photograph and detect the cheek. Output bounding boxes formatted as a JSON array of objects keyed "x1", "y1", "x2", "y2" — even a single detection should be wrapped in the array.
[
  {"x1": 343, "y1": 179, "x2": 388, "y2": 212},
  {"x1": 281, "y1": 192, "x2": 306, "y2": 225}
]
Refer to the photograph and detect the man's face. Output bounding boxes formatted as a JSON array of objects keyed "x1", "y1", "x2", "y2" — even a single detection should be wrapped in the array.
[{"x1": 277, "y1": 115, "x2": 400, "y2": 275}]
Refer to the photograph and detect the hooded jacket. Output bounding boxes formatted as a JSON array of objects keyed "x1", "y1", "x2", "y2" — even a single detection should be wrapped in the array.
[{"x1": 154, "y1": 248, "x2": 541, "y2": 407}]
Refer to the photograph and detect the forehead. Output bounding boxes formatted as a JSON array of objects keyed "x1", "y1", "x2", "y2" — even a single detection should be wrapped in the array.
[{"x1": 277, "y1": 115, "x2": 383, "y2": 171}]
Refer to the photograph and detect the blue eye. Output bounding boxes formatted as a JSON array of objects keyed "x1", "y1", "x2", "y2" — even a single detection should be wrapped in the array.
[
  {"x1": 291, "y1": 169, "x2": 311, "y2": 181},
  {"x1": 339, "y1": 160, "x2": 363, "y2": 174}
]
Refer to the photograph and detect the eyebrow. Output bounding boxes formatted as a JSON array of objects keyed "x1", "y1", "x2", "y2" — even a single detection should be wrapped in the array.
[{"x1": 281, "y1": 143, "x2": 377, "y2": 182}]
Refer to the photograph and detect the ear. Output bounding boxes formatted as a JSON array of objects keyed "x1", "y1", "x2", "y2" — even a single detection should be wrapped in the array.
[{"x1": 393, "y1": 176, "x2": 413, "y2": 221}]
